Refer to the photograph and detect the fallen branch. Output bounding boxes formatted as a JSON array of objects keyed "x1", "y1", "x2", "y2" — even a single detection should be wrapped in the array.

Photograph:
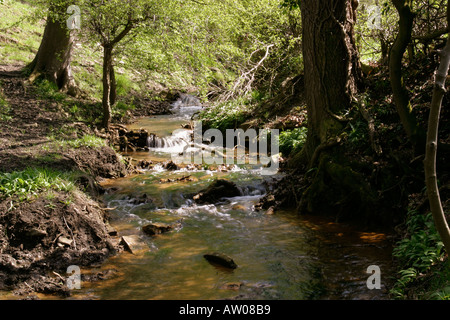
[{"x1": 220, "y1": 44, "x2": 274, "y2": 102}]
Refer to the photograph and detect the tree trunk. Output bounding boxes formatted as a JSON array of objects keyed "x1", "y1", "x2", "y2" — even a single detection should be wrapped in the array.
[
  {"x1": 28, "y1": 5, "x2": 76, "y2": 93},
  {"x1": 102, "y1": 45, "x2": 114, "y2": 129},
  {"x1": 389, "y1": 0, "x2": 425, "y2": 154},
  {"x1": 296, "y1": 0, "x2": 363, "y2": 164},
  {"x1": 424, "y1": 20, "x2": 450, "y2": 253},
  {"x1": 288, "y1": 0, "x2": 378, "y2": 223},
  {"x1": 110, "y1": 66, "x2": 117, "y2": 106}
]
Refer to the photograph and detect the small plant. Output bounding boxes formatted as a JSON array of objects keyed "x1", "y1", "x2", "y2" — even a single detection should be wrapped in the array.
[
  {"x1": 48, "y1": 134, "x2": 107, "y2": 149},
  {"x1": 393, "y1": 211, "x2": 444, "y2": 270},
  {"x1": 115, "y1": 74, "x2": 140, "y2": 97},
  {"x1": 64, "y1": 134, "x2": 107, "y2": 149},
  {"x1": 112, "y1": 101, "x2": 136, "y2": 120},
  {"x1": 390, "y1": 209, "x2": 448, "y2": 299},
  {"x1": 198, "y1": 97, "x2": 250, "y2": 132},
  {"x1": 34, "y1": 78, "x2": 66, "y2": 102},
  {"x1": 0, "y1": 168, "x2": 75, "y2": 201},
  {"x1": 279, "y1": 127, "x2": 307, "y2": 157}
]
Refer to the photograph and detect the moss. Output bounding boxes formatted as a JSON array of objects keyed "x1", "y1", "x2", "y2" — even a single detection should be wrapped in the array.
[{"x1": 300, "y1": 152, "x2": 378, "y2": 224}]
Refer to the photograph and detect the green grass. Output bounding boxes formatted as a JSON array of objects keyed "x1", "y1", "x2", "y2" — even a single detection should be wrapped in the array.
[
  {"x1": 0, "y1": 167, "x2": 76, "y2": 201},
  {"x1": 0, "y1": 1, "x2": 44, "y2": 65},
  {"x1": 34, "y1": 78, "x2": 67, "y2": 102},
  {"x1": 45, "y1": 134, "x2": 107, "y2": 150}
]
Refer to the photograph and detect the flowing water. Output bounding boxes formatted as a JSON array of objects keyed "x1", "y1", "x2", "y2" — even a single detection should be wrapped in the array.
[{"x1": 69, "y1": 99, "x2": 394, "y2": 300}]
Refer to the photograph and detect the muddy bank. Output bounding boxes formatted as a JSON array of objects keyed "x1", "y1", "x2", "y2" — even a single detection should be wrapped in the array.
[
  {"x1": 0, "y1": 190, "x2": 118, "y2": 297},
  {"x1": 0, "y1": 65, "x2": 138, "y2": 298},
  {"x1": 0, "y1": 144, "x2": 134, "y2": 298}
]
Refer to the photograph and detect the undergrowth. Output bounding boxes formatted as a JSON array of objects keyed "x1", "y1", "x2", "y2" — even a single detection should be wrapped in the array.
[
  {"x1": 45, "y1": 134, "x2": 107, "y2": 150},
  {"x1": 279, "y1": 127, "x2": 307, "y2": 157},
  {"x1": 390, "y1": 209, "x2": 449, "y2": 300},
  {"x1": 0, "y1": 167, "x2": 76, "y2": 201}
]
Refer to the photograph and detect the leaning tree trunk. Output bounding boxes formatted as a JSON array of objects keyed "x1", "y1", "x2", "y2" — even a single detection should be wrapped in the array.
[
  {"x1": 424, "y1": 7, "x2": 450, "y2": 253},
  {"x1": 28, "y1": 5, "x2": 76, "y2": 93},
  {"x1": 389, "y1": 0, "x2": 425, "y2": 154}
]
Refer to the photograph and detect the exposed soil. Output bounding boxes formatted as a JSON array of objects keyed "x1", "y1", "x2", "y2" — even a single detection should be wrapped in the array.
[
  {"x1": 0, "y1": 64, "x2": 142, "y2": 298},
  {"x1": 0, "y1": 190, "x2": 118, "y2": 297}
]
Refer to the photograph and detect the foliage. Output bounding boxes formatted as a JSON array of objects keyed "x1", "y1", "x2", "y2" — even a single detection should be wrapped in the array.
[
  {"x1": 47, "y1": 134, "x2": 107, "y2": 149},
  {"x1": 198, "y1": 97, "x2": 251, "y2": 132},
  {"x1": 120, "y1": 0, "x2": 302, "y2": 99},
  {"x1": 279, "y1": 127, "x2": 307, "y2": 157},
  {"x1": 393, "y1": 211, "x2": 445, "y2": 269},
  {"x1": 390, "y1": 209, "x2": 448, "y2": 299},
  {"x1": 34, "y1": 78, "x2": 66, "y2": 102},
  {"x1": 0, "y1": 167, "x2": 75, "y2": 201},
  {"x1": 355, "y1": 0, "x2": 399, "y2": 62}
]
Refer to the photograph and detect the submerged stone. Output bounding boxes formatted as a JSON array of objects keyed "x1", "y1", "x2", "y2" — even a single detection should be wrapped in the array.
[
  {"x1": 193, "y1": 179, "x2": 242, "y2": 204},
  {"x1": 203, "y1": 252, "x2": 238, "y2": 269},
  {"x1": 120, "y1": 235, "x2": 145, "y2": 255},
  {"x1": 142, "y1": 222, "x2": 180, "y2": 236}
]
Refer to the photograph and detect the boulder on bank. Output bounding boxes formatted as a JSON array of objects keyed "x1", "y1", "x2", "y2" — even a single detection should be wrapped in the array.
[
  {"x1": 203, "y1": 252, "x2": 238, "y2": 269},
  {"x1": 110, "y1": 125, "x2": 150, "y2": 152},
  {"x1": 193, "y1": 179, "x2": 242, "y2": 204}
]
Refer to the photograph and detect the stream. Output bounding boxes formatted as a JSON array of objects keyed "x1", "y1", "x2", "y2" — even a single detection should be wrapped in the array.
[{"x1": 69, "y1": 99, "x2": 394, "y2": 300}]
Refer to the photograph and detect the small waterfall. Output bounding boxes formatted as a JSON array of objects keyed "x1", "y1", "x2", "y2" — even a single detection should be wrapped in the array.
[
  {"x1": 171, "y1": 94, "x2": 203, "y2": 120},
  {"x1": 147, "y1": 130, "x2": 191, "y2": 153},
  {"x1": 146, "y1": 95, "x2": 202, "y2": 154}
]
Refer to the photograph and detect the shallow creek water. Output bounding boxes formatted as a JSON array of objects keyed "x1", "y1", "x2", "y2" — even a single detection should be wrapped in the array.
[{"x1": 67, "y1": 104, "x2": 394, "y2": 300}]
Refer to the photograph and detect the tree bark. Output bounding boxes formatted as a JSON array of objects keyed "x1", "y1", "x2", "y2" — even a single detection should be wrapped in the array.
[
  {"x1": 424, "y1": 28, "x2": 450, "y2": 253},
  {"x1": 27, "y1": 4, "x2": 76, "y2": 93},
  {"x1": 97, "y1": 20, "x2": 134, "y2": 129},
  {"x1": 287, "y1": 0, "x2": 378, "y2": 222},
  {"x1": 295, "y1": 0, "x2": 363, "y2": 165},
  {"x1": 389, "y1": 0, "x2": 424, "y2": 154},
  {"x1": 102, "y1": 45, "x2": 113, "y2": 129}
]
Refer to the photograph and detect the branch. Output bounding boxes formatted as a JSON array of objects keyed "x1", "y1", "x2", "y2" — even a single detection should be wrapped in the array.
[
  {"x1": 413, "y1": 28, "x2": 449, "y2": 42},
  {"x1": 220, "y1": 44, "x2": 274, "y2": 101}
]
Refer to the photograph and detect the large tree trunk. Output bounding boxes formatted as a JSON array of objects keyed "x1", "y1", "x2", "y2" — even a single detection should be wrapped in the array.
[
  {"x1": 289, "y1": 0, "x2": 377, "y2": 222},
  {"x1": 296, "y1": 0, "x2": 363, "y2": 164},
  {"x1": 389, "y1": 0, "x2": 425, "y2": 154},
  {"x1": 28, "y1": 4, "x2": 76, "y2": 93}
]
